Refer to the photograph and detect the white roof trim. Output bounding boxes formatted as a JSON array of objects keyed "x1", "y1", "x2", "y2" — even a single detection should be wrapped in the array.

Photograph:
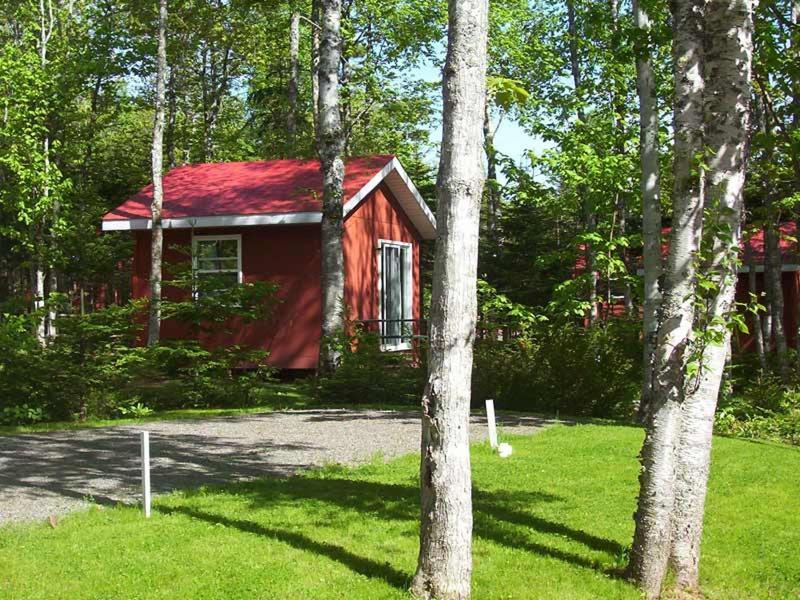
[
  {"x1": 343, "y1": 157, "x2": 437, "y2": 239},
  {"x1": 101, "y1": 212, "x2": 322, "y2": 231},
  {"x1": 101, "y1": 157, "x2": 437, "y2": 239}
]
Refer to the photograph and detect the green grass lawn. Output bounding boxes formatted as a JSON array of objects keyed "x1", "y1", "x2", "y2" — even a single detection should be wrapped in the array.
[{"x1": 1, "y1": 424, "x2": 798, "y2": 599}]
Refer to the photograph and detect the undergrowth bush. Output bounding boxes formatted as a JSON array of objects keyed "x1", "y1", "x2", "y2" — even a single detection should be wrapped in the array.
[
  {"x1": 716, "y1": 371, "x2": 800, "y2": 445},
  {"x1": 316, "y1": 329, "x2": 425, "y2": 405},
  {"x1": 472, "y1": 319, "x2": 641, "y2": 418},
  {"x1": 0, "y1": 275, "x2": 279, "y2": 426}
]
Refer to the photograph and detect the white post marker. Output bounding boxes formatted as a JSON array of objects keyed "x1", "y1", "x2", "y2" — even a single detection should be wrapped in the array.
[
  {"x1": 485, "y1": 399, "x2": 498, "y2": 449},
  {"x1": 140, "y1": 431, "x2": 151, "y2": 518}
]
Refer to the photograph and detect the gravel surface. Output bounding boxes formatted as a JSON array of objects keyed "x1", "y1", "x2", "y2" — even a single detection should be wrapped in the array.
[{"x1": 0, "y1": 409, "x2": 551, "y2": 525}]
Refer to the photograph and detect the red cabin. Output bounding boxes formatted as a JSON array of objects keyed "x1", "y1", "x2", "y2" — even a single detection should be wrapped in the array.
[{"x1": 102, "y1": 155, "x2": 436, "y2": 370}]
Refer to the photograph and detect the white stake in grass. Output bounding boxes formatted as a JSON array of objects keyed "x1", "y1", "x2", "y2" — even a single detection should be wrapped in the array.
[
  {"x1": 485, "y1": 399, "x2": 498, "y2": 449},
  {"x1": 140, "y1": 431, "x2": 151, "y2": 518}
]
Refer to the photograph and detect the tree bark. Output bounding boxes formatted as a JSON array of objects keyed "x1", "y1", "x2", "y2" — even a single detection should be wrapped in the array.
[
  {"x1": 764, "y1": 221, "x2": 788, "y2": 377},
  {"x1": 633, "y1": 0, "x2": 662, "y2": 424},
  {"x1": 311, "y1": 0, "x2": 321, "y2": 141},
  {"x1": 745, "y1": 240, "x2": 767, "y2": 369},
  {"x1": 483, "y1": 100, "x2": 499, "y2": 239},
  {"x1": 628, "y1": 0, "x2": 706, "y2": 595},
  {"x1": 670, "y1": 1, "x2": 754, "y2": 590},
  {"x1": 566, "y1": 0, "x2": 597, "y2": 324},
  {"x1": 32, "y1": 262, "x2": 46, "y2": 344},
  {"x1": 147, "y1": 0, "x2": 168, "y2": 347},
  {"x1": 166, "y1": 66, "x2": 177, "y2": 168},
  {"x1": 316, "y1": 0, "x2": 346, "y2": 374},
  {"x1": 410, "y1": 1, "x2": 488, "y2": 599},
  {"x1": 287, "y1": 11, "x2": 300, "y2": 153}
]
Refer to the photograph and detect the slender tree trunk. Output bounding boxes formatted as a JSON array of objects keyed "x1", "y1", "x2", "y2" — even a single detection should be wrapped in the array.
[
  {"x1": 765, "y1": 221, "x2": 788, "y2": 375},
  {"x1": 147, "y1": 0, "x2": 168, "y2": 347},
  {"x1": 316, "y1": 0, "x2": 346, "y2": 374},
  {"x1": 166, "y1": 66, "x2": 177, "y2": 168},
  {"x1": 628, "y1": 0, "x2": 706, "y2": 594},
  {"x1": 311, "y1": 0, "x2": 321, "y2": 141},
  {"x1": 745, "y1": 240, "x2": 767, "y2": 369},
  {"x1": 792, "y1": 0, "x2": 800, "y2": 354},
  {"x1": 38, "y1": 0, "x2": 55, "y2": 341},
  {"x1": 287, "y1": 11, "x2": 300, "y2": 153},
  {"x1": 411, "y1": 1, "x2": 488, "y2": 599},
  {"x1": 633, "y1": 0, "x2": 662, "y2": 423},
  {"x1": 670, "y1": 1, "x2": 754, "y2": 591},
  {"x1": 566, "y1": 0, "x2": 597, "y2": 324},
  {"x1": 32, "y1": 261, "x2": 46, "y2": 344},
  {"x1": 483, "y1": 100, "x2": 499, "y2": 239},
  {"x1": 610, "y1": 0, "x2": 633, "y2": 317}
]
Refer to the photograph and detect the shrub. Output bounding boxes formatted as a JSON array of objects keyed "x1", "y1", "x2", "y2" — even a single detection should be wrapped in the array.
[
  {"x1": 316, "y1": 329, "x2": 425, "y2": 406},
  {"x1": 716, "y1": 374, "x2": 800, "y2": 445},
  {"x1": 472, "y1": 319, "x2": 641, "y2": 418}
]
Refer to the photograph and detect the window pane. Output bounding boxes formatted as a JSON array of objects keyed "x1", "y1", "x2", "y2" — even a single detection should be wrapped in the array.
[
  {"x1": 383, "y1": 245, "x2": 408, "y2": 345},
  {"x1": 195, "y1": 238, "x2": 238, "y2": 261},
  {"x1": 217, "y1": 239, "x2": 238, "y2": 258},
  {"x1": 197, "y1": 257, "x2": 237, "y2": 272},
  {"x1": 195, "y1": 241, "x2": 218, "y2": 260}
]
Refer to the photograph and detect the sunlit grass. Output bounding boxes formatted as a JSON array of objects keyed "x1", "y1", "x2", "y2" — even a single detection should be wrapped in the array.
[{"x1": 1, "y1": 424, "x2": 797, "y2": 599}]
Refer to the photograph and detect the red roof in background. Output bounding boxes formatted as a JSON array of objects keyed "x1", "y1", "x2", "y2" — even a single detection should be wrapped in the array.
[
  {"x1": 742, "y1": 222, "x2": 798, "y2": 263},
  {"x1": 103, "y1": 155, "x2": 394, "y2": 222},
  {"x1": 574, "y1": 222, "x2": 799, "y2": 274}
]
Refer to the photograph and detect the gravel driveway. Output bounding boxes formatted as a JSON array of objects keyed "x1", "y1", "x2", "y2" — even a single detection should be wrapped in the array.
[{"x1": 0, "y1": 409, "x2": 550, "y2": 525}]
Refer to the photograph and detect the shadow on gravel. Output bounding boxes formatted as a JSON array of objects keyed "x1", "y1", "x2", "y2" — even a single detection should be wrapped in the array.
[{"x1": 0, "y1": 430, "x2": 317, "y2": 511}]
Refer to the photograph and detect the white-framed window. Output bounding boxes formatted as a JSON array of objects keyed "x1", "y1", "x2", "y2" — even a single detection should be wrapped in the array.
[
  {"x1": 378, "y1": 239, "x2": 413, "y2": 351},
  {"x1": 191, "y1": 234, "x2": 242, "y2": 297}
]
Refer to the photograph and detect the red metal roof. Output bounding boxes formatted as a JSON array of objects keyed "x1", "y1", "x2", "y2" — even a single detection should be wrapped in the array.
[
  {"x1": 574, "y1": 223, "x2": 798, "y2": 273},
  {"x1": 103, "y1": 155, "x2": 395, "y2": 222}
]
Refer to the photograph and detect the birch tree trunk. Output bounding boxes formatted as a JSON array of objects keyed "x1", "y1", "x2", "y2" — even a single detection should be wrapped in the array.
[
  {"x1": 765, "y1": 221, "x2": 788, "y2": 376},
  {"x1": 745, "y1": 241, "x2": 767, "y2": 369},
  {"x1": 311, "y1": 0, "x2": 321, "y2": 140},
  {"x1": 32, "y1": 262, "x2": 47, "y2": 344},
  {"x1": 566, "y1": 0, "x2": 598, "y2": 324},
  {"x1": 316, "y1": 0, "x2": 346, "y2": 374},
  {"x1": 147, "y1": 0, "x2": 168, "y2": 347},
  {"x1": 38, "y1": 0, "x2": 54, "y2": 342},
  {"x1": 483, "y1": 100, "x2": 499, "y2": 240},
  {"x1": 287, "y1": 11, "x2": 300, "y2": 153},
  {"x1": 410, "y1": 1, "x2": 488, "y2": 598},
  {"x1": 671, "y1": 1, "x2": 754, "y2": 589},
  {"x1": 633, "y1": 0, "x2": 662, "y2": 423},
  {"x1": 628, "y1": 0, "x2": 706, "y2": 594}
]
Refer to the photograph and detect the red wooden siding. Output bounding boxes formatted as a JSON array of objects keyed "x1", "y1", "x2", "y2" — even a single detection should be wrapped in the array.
[
  {"x1": 133, "y1": 224, "x2": 323, "y2": 369},
  {"x1": 735, "y1": 270, "x2": 800, "y2": 352},
  {"x1": 130, "y1": 184, "x2": 425, "y2": 370},
  {"x1": 343, "y1": 183, "x2": 421, "y2": 328}
]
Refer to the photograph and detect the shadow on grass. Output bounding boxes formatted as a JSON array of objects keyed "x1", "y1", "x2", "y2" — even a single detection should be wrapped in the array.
[
  {"x1": 159, "y1": 475, "x2": 625, "y2": 589},
  {"x1": 158, "y1": 504, "x2": 411, "y2": 589}
]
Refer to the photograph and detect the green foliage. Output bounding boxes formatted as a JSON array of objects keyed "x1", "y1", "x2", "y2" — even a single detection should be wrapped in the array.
[
  {"x1": 0, "y1": 272, "x2": 280, "y2": 425},
  {"x1": 316, "y1": 328, "x2": 425, "y2": 406},
  {"x1": 716, "y1": 371, "x2": 800, "y2": 446},
  {"x1": 472, "y1": 320, "x2": 641, "y2": 418}
]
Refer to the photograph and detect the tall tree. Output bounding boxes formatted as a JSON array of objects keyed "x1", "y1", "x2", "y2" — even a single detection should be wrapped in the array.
[
  {"x1": 566, "y1": 0, "x2": 598, "y2": 324},
  {"x1": 147, "y1": 0, "x2": 168, "y2": 347},
  {"x1": 670, "y1": 0, "x2": 754, "y2": 590},
  {"x1": 316, "y1": 0, "x2": 346, "y2": 374},
  {"x1": 628, "y1": 0, "x2": 706, "y2": 594},
  {"x1": 287, "y1": 10, "x2": 300, "y2": 153},
  {"x1": 411, "y1": 0, "x2": 488, "y2": 598},
  {"x1": 633, "y1": 0, "x2": 662, "y2": 423}
]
